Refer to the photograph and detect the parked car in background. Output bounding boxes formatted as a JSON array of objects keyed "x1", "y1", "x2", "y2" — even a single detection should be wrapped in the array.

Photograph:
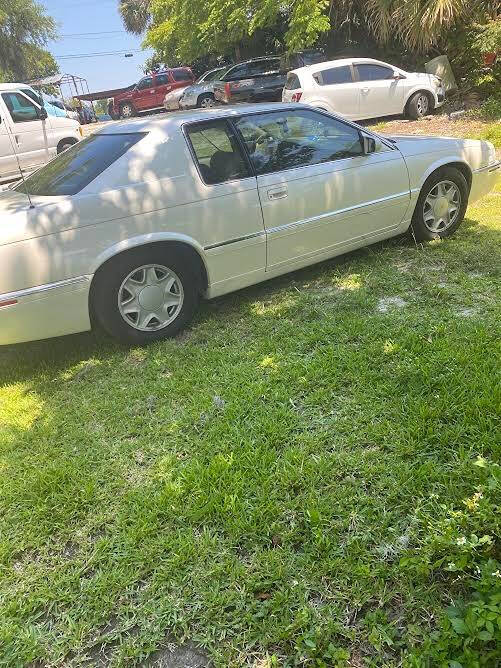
[
  {"x1": 282, "y1": 57, "x2": 445, "y2": 120},
  {"x1": 0, "y1": 88, "x2": 81, "y2": 182},
  {"x1": 113, "y1": 68, "x2": 195, "y2": 118},
  {"x1": 0, "y1": 84, "x2": 67, "y2": 119},
  {"x1": 279, "y1": 49, "x2": 325, "y2": 71},
  {"x1": 176, "y1": 66, "x2": 231, "y2": 110},
  {"x1": 0, "y1": 103, "x2": 498, "y2": 346},
  {"x1": 214, "y1": 57, "x2": 285, "y2": 104}
]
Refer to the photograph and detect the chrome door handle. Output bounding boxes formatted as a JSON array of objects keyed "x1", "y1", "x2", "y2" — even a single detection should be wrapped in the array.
[{"x1": 267, "y1": 185, "x2": 288, "y2": 200}]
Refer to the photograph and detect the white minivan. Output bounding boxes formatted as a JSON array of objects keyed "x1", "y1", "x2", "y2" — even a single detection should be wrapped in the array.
[{"x1": 0, "y1": 86, "x2": 82, "y2": 183}]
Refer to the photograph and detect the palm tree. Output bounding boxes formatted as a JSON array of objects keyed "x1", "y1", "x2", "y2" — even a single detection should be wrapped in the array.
[
  {"x1": 119, "y1": 0, "x2": 151, "y2": 35},
  {"x1": 366, "y1": 0, "x2": 491, "y2": 52}
]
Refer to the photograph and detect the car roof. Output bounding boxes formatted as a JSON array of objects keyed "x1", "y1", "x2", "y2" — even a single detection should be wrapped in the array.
[
  {"x1": 0, "y1": 83, "x2": 35, "y2": 89},
  {"x1": 95, "y1": 103, "x2": 304, "y2": 134},
  {"x1": 291, "y1": 57, "x2": 395, "y2": 74}
]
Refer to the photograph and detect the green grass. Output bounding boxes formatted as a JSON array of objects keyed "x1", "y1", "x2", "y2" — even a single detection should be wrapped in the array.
[{"x1": 0, "y1": 184, "x2": 500, "y2": 667}]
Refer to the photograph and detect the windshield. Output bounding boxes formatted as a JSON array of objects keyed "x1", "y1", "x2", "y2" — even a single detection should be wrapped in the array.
[
  {"x1": 14, "y1": 132, "x2": 146, "y2": 196},
  {"x1": 198, "y1": 68, "x2": 227, "y2": 83}
]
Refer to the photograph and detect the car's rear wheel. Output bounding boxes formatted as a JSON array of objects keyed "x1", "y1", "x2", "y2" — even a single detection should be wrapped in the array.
[
  {"x1": 197, "y1": 93, "x2": 216, "y2": 108},
  {"x1": 407, "y1": 91, "x2": 433, "y2": 119},
  {"x1": 120, "y1": 102, "x2": 135, "y2": 119},
  {"x1": 91, "y1": 247, "x2": 199, "y2": 344},
  {"x1": 411, "y1": 167, "x2": 469, "y2": 241}
]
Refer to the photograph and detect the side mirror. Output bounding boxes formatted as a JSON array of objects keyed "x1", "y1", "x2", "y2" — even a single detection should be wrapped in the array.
[
  {"x1": 361, "y1": 133, "x2": 376, "y2": 154},
  {"x1": 38, "y1": 107, "x2": 48, "y2": 120},
  {"x1": 393, "y1": 71, "x2": 405, "y2": 80}
]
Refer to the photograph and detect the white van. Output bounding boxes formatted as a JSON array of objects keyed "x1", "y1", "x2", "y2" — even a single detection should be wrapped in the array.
[{"x1": 0, "y1": 86, "x2": 82, "y2": 183}]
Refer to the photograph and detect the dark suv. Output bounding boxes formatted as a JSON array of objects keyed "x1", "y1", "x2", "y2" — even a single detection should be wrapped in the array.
[
  {"x1": 213, "y1": 51, "x2": 326, "y2": 105},
  {"x1": 213, "y1": 57, "x2": 285, "y2": 104}
]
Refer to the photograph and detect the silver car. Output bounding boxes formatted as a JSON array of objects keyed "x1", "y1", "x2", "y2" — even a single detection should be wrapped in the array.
[{"x1": 178, "y1": 66, "x2": 231, "y2": 109}]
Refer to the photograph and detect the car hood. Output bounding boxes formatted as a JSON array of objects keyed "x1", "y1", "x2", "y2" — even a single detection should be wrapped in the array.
[
  {"x1": 184, "y1": 82, "x2": 217, "y2": 95},
  {"x1": 383, "y1": 134, "x2": 494, "y2": 170},
  {"x1": 48, "y1": 115, "x2": 80, "y2": 131}
]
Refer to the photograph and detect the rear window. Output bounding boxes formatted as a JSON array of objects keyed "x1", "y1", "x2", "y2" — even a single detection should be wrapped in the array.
[
  {"x1": 300, "y1": 51, "x2": 325, "y2": 66},
  {"x1": 284, "y1": 73, "x2": 301, "y2": 90},
  {"x1": 313, "y1": 66, "x2": 352, "y2": 85},
  {"x1": 14, "y1": 132, "x2": 146, "y2": 196},
  {"x1": 172, "y1": 69, "x2": 192, "y2": 82}
]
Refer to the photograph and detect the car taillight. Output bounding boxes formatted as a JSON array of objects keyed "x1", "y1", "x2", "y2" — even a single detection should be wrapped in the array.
[
  {"x1": 291, "y1": 92, "x2": 302, "y2": 102},
  {"x1": 224, "y1": 82, "x2": 231, "y2": 101}
]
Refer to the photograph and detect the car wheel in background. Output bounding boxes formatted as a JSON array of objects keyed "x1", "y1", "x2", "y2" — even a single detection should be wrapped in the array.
[
  {"x1": 411, "y1": 167, "x2": 468, "y2": 241},
  {"x1": 120, "y1": 102, "x2": 135, "y2": 119},
  {"x1": 407, "y1": 91, "x2": 432, "y2": 119},
  {"x1": 57, "y1": 139, "x2": 77, "y2": 154},
  {"x1": 197, "y1": 93, "x2": 216, "y2": 108},
  {"x1": 91, "y1": 246, "x2": 200, "y2": 345}
]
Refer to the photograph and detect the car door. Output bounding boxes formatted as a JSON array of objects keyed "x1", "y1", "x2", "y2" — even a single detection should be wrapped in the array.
[
  {"x1": 354, "y1": 63, "x2": 404, "y2": 118},
  {"x1": 133, "y1": 76, "x2": 155, "y2": 111},
  {"x1": 234, "y1": 108, "x2": 410, "y2": 271},
  {"x1": 0, "y1": 91, "x2": 52, "y2": 172},
  {"x1": 309, "y1": 64, "x2": 360, "y2": 119},
  {"x1": 184, "y1": 119, "x2": 266, "y2": 288},
  {"x1": 153, "y1": 73, "x2": 173, "y2": 106}
]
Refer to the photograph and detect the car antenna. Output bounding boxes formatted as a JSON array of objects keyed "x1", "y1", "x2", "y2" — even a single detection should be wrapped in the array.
[{"x1": 3, "y1": 107, "x2": 35, "y2": 209}]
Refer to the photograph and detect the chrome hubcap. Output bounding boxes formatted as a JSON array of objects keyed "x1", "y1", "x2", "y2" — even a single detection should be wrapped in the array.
[
  {"x1": 118, "y1": 264, "x2": 184, "y2": 332},
  {"x1": 423, "y1": 180, "x2": 461, "y2": 233},
  {"x1": 416, "y1": 94, "x2": 429, "y2": 116},
  {"x1": 122, "y1": 106, "x2": 132, "y2": 117},
  {"x1": 200, "y1": 97, "x2": 215, "y2": 108}
]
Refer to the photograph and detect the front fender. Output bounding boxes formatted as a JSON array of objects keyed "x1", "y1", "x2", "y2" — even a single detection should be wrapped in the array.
[
  {"x1": 90, "y1": 232, "x2": 210, "y2": 280},
  {"x1": 416, "y1": 156, "x2": 472, "y2": 189},
  {"x1": 404, "y1": 85, "x2": 438, "y2": 108}
]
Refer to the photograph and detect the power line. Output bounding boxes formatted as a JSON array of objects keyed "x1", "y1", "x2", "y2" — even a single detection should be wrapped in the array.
[
  {"x1": 56, "y1": 49, "x2": 143, "y2": 60},
  {"x1": 60, "y1": 30, "x2": 127, "y2": 37}
]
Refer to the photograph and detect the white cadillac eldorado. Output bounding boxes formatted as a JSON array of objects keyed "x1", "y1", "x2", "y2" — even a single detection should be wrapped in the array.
[{"x1": 0, "y1": 103, "x2": 499, "y2": 346}]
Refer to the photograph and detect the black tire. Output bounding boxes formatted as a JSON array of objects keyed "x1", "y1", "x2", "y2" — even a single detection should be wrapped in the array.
[
  {"x1": 119, "y1": 102, "x2": 136, "y2": 119},
  {"x1": 57, "y1": 139, "x2": 77, "y2": 154},
  {"x1": 407, "y1": 90, "x2": 433, "y2": 119},
  {"x1": 411, "y1": 167, "x2": 469, "y2": 242},
  {"x1": 91, "y1": 246, "x2": 200, "y2": 345},
  {"x1": 197, "y1": 93, "x2": 216, "y2": 109}
]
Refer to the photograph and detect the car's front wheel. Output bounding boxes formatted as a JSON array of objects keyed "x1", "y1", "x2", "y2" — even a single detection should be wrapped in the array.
[
  {"x1": 407, "y1": 91, "x2": 433, "y2": 119},
  {"x1": 197, "y1": 93, "x2": 216, "y2": 108},
  {"x1": 411, "y1": 167, "x2": 469, "y2": 241},
  {"x1": 91, "y1": 247, "x2": 199, "y2": 344}
]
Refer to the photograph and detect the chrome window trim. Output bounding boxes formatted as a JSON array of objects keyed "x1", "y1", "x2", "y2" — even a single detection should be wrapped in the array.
[{"x1": 0, "y1": 275, "x2": 91, "y2": 301}]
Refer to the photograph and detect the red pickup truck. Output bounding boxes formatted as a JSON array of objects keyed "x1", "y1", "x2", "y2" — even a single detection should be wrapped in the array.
[{"x1": 112, "y1": 68, "x2": 194, "y2": 119}]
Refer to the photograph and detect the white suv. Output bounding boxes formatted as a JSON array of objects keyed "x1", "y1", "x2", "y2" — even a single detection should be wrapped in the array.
[{"x1": 282, "y1": 58, "x2": 445, "y2": 121}]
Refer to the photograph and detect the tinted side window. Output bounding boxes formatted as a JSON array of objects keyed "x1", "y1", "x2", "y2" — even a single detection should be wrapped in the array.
[
  {"x1": 21, "y1": 88, "x2": 42, "y2": 105},
  {"x1": 284, "y1": 73, "x2": 301, "y2": 90},
  {"x1": 223, "y1": 64, "x2": 250, "y2": 81},
  {"x1": 355, "y1": 64, "x2": 393, "y2": 81},
  {"x1": 186, "y1": 121, "x2": 251, "y2": 185},
  {"x1": 14, "y1": 133, "x2": 146, "y2": 196},
  {"x1": 247, "y1": 59, "x2": 280, "y2": 76},
  {"x1": 235, "y1": 110, "x2": 363, "y2": 175},
  {"x1": 155, "y1": 74, "x2": 169, "y2": 85},
  {"x1": 172, "y1": 69, "x2": 192, "y2": 82},
  {"x1": 2, "y1": 92, "x2": 39, "y2": 122},
  {"x1": 137, "y1": 77, "x2": 153, "y2": 90},
  {"x1": 314, "y1": 65, "x2": 352, "y2": 85}
]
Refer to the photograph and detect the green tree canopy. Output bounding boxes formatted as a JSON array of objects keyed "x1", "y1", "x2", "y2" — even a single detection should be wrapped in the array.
[
  {"x1": 0, "y1": 0, "x2": 58, "y2": 82},
  {"x1": 119, "y1": 0, "x2": 499, "y2": 67}
]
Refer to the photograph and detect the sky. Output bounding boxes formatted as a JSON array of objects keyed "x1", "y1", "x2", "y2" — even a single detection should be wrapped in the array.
[{"x1": 41, "y1": 0, "x2": 153, "y2": 94}]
